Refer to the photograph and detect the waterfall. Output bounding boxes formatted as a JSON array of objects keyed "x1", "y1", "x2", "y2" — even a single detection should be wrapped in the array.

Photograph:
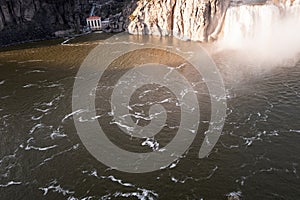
[
  {"x1": 220, "y1": 4, "x2": 280, "y2": 48},
  {"x1": 286, "y1": 0, "x2": 300, "y2": 20},
  {"x1": 218, "y1": 0, "x2": 300, "y2": 62}
]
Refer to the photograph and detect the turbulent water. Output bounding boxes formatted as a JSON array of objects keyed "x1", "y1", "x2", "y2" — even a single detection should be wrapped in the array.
[
  {"x1": 0, "y1": 32, "x2": 299, "y2": 200},
  {"x1": 1, "y1": 1, "x2": 300, "y2": 197}
]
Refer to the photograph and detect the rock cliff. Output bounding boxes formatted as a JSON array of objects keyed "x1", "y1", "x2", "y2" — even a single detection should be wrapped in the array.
[
  {"x1": 1, "y1": 0, "x2": 299, "y2": 46},
  {"x1": 0, "y1": 0, "x2": 132, "y2": 45},
  {"x1": 127, "y1": 0, "x2": 230, "y2": 42}
]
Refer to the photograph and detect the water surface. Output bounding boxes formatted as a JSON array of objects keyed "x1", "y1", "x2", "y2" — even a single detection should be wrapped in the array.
[{"x1": 0, "y1": 34, "x2": 299, "y2": 199}]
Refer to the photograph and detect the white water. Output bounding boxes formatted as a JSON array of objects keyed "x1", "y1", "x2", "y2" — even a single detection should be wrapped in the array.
[{"x1": 218, "y1": 0, "x2": 300, "y2": 64}]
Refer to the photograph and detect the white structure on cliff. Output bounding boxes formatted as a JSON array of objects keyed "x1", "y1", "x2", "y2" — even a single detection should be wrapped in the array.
[
  {"x1": 86, "y1": 1, "x2": 112, "y2": 31},
  {"x1": 86, "y1": 16, "x2": 102, "y2": 31}
]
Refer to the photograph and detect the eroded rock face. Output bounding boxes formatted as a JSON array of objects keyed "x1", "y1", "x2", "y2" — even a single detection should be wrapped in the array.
[
  {"x1": 127, "y1": 0, "x2": 175, "y2": 36},
  {"x1": 0, "y1": 0, "x2": 86, "y2": 45},
  {"x1": 0, "y1": 0, "x2": 132, "y2": 45},
  {"x1": 128, "y1": 0, "x2": 230, "y2": 42},
  {"x1": 0, "y1": 0, "x2": 235, "y2": 45}
]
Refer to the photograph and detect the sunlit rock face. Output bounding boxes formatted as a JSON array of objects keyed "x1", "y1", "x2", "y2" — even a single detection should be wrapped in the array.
[
  {"x1": 1, "y1": 0, "x2": 300, "y2": 45},
  {"x1": 128, "y1": 0, "x2": 229, "y2": 42},
  {"x1": 128, "y1": 0, "x2": 300, "y2": 42},
  {"x1": 172, "y1": 0, "x2": 229, "y2": 41}
]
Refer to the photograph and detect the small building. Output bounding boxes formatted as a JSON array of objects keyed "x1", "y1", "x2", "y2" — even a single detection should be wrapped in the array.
[{"x1": 86, "y1": 16, "x2": 101, "y2": 31}]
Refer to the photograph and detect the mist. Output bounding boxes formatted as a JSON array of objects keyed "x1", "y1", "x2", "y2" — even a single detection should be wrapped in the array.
[{"x1": 216, "y1": 1, "x2": 300, "y2": 67}]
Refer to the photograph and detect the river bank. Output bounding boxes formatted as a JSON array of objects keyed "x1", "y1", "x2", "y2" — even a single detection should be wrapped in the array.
[{"x1": 0, "y1": 32, "x2": 115, "y2": 51}]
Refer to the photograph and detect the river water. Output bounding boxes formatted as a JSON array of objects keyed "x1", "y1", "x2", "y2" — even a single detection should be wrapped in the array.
[{"x1": 0, "y1": 34, "x2": 299, "y2": 199}]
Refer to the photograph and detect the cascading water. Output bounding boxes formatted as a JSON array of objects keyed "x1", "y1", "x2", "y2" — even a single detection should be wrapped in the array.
[
  {"x1": 220, "y1": 4, "x2": 280, "y2": 47},
  {"x1": 286, "y1": 0, "x2": 300, "y2": 20},
  {"x1": 218, "y1": 0, "x2": 300, "y2": 63}
]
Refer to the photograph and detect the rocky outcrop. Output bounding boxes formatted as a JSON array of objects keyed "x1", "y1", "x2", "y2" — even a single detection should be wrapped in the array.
[
  {"x1": 0, "y1": 0, "x2": 86, "y2": 45},
  {"x1": 127, "y1": 0, "x2": 230, "y2": 42},
  {"x1": 0, "y1": 0, "x2": 132, "y2": 46},
  {"x1": 1, "y1": 0, "x2": 298, "y2": 46}
]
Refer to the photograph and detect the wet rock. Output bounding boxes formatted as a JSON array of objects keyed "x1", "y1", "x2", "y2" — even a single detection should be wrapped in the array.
[
  {"x1": 12, "y1": 0, "x2": 22, "y2": 19},
  {"x1": 0, "y1": 3, "x2": 13, "y2": 24},
  {"x1": 0, "y1": 11, "x2": 4, "y2": 30},
  {"x1": 24, "y1": 7, "x2": 35, "y2": 21}
]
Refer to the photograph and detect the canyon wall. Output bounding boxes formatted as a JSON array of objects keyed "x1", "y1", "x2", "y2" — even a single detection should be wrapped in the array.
[
  {"x1": 0, "y1": 0, "x2": 132, "y2": 45},
  {"x1": 127, "y1": 0, "x2": 300, "y2": 42},
  {"x1": 127, "y1": 0, "x2": 230, "y2": 42},
  {"x1": 0, "y1": 0, "x2": 86, "y2": 45},
  {"x1": 1, "y1": 0, "x2": 300, "y2": 46}
]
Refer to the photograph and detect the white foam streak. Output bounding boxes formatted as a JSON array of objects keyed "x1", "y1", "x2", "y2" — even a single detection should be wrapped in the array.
[
  {"x1": 0, "y1": 181, "x2": 22, "y2": 187},
  {"x1": 39, "y1": 180, "x2": 74, "y2": 196},
  {"x1": 62, "y1": 109, "x2": 87, "y2": 122}
]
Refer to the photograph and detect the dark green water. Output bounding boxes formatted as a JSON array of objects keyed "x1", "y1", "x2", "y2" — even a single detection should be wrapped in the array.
[{"x1": 0, "y1": 35, "x2": 299, "y2": 200}]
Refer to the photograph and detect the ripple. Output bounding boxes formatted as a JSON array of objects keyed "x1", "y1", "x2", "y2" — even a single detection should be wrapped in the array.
[
  {"x1": 141, "y1": 138, "x2": 160, "y2": 151},
  {"x1": 22, "y1": 84, "x2": 38, "y2": 88},
  {"x1": 18, "y1": 60, "x2": 43, "y2": 64},
  {"x1": 62, "y1": 109, "x2": 88, "y2": 122},
  {"x1": 82, "y1": 169, "x2": 158, "y2": 199},
  {"x1": 31, "y1": 115, "x2": 43, "y2": 121},
  {"x1": 45, "y1": 83, "x2": 64, "y2": 88},
  {"x1": 290, "y1": 129, "x2": 300, "y2": 133},
  {"x1": 171, "y1": 176, "x2": 193, "y2": 184},
  {"x1": 226, "y1": 191, "x2": 242, "y2": 200},
  {"x1": 50, "y1": 126, "x2": 67, "y2": 139},
  {"x1": 39, "y1": 179, "x2": 74, "y2": 196},
  {"x1": 34, "y1": 108, "x2": 52, "y2": 113},
  {"x1": 21, "y1": 143, "x2": 57, "y2": 152},
  {"x1": 34, "y1": 144, "x2": 79, "y2": 169},
  {"x1": 0, "y1": 181, "x2": 22, "y2": 187},
  {"x1": 28, "y1": 123, "x2": 45, "y2": 134},
  {"x1": 40, "y1": 94, "x2": 64, "y2": 107},
  {"x1": 24, "y1": 70, "x2": 46, "y2": 74},
  {"x1": 0, "y1": 95, "x2": 10, "y2": 100}
]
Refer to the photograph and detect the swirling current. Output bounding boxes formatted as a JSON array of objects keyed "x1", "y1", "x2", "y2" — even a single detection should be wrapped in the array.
[{"x1": 0, "y1": 34, "x2": 299, "y2": 199}]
